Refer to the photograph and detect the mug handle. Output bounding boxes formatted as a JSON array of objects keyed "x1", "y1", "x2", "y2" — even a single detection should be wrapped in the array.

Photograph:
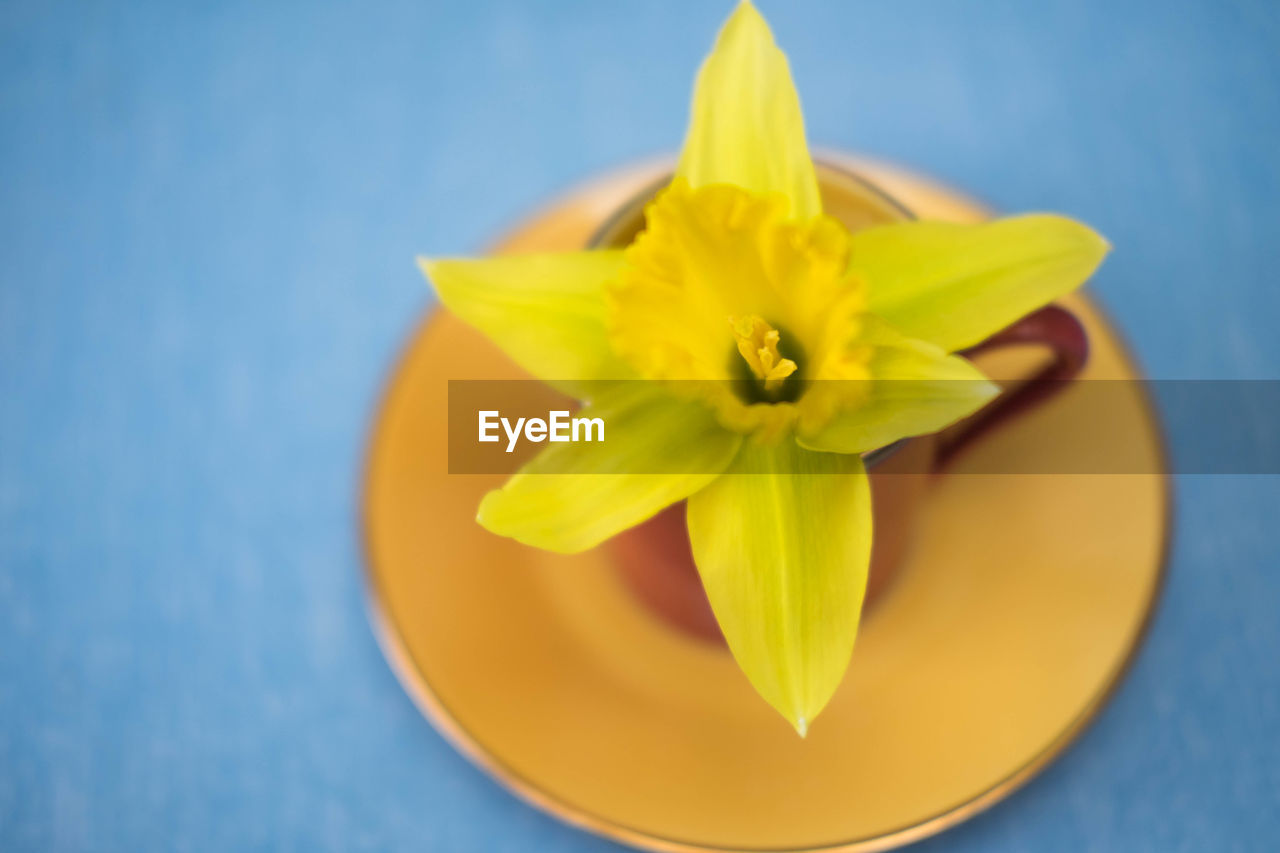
[{"x1": 934, "y1": 304, "x2": 1089, "y2": 470}]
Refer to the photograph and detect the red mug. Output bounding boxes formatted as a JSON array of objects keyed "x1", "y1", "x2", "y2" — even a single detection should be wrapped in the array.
[{"x1": 593, "y1": 163, "x2": 1089, "y2": 643}]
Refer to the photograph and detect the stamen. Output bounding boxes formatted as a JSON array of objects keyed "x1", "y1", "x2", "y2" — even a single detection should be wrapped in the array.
[{"x1": 729, "y1": 315, "x2": 798, "y2": 392}]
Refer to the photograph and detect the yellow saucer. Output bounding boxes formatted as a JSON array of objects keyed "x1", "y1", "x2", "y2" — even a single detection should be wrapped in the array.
[{"x1": 362, "y1": 161, "x2": 1169, "y2": 852}]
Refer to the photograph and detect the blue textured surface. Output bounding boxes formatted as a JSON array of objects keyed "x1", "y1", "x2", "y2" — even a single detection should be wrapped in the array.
[{"x1": 2, "y1": 1, "x2": 1278, "y2": 850}]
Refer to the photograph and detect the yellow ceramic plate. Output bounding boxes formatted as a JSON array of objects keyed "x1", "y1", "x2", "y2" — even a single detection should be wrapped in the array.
[{"x1": 362, "y1": 160, "x2": 1169, "y2": 852}]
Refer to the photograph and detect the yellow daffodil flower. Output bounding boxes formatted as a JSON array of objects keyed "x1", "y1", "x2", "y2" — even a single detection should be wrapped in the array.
[{"x1": 419, "y1": 0, "x2": 1108, "y2": 735}]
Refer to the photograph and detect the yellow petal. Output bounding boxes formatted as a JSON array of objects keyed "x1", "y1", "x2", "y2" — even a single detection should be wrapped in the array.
[
  {"x1": 856, "y1": 215, "x2": 1109, "y2": 352},
  {"x1": 798, "y1": 316, "x2": 999, "y2": 454},
  {"x1": 419, "y1": 252, "x2": 633, "y2": 394},
  {"x1": 478, "y1": 384, "x2": 741, "y2": 554},
  {"x1": 687, "y1": 440, "x2": 871, "y2": 734},
  {"x1": 676, "y1": 1, "x2": 821, "y2": 219}
]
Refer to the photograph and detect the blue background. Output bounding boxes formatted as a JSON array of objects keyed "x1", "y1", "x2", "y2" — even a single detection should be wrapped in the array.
[{"x1": 2, "y1": 0, "x2": 1277, "y2": 850}]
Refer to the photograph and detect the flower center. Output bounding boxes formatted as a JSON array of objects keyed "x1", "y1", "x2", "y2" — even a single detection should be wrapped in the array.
[
  {"x1": 729, "y1": 315, "x2": 797, "y2": 393},
  {"x1": 606, "y1": 180, "x2": 871, "y2": 437}
]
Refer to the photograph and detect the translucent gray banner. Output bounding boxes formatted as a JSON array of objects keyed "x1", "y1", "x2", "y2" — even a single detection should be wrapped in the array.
[{"x1": 445, "y1": 380, "x2": 1280, "y2": 475}]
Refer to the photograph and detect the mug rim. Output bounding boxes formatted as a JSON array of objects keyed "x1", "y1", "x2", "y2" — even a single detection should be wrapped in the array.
[{"x1": 586, "y1": 158, "x2": 916, "y2": 250}]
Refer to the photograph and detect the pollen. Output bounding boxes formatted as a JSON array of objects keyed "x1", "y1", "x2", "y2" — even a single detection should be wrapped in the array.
[{"x1": 729, "y1": 315, "x2": 797, "y2": 392}]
